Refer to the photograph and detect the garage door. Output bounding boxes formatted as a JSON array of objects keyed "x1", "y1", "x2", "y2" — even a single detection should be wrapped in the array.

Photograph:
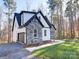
[{"x1": 17, "y1": 32, "x2": 25, "y2": 43}]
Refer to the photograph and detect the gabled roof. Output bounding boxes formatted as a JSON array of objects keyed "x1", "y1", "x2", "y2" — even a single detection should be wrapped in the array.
[
  {"x1": 37, "y1": 11, "x2": 56, "y2": 30},
  {"x1": 12, "y1": 11, "x2": 56, "y2": 31},
  {"x1": 20, "y1": 14, "x2": 44, "y2": 28},
  {"x1": 44, "y1": 16, "x2": 56, "y2": 30},
  {"x1": 20, "y1": 11, "x2": 37, "y2": 15},
  {"x1": 12, "y1": 13, "x2": 21, "y2": 31},
  {"x1": 38, "y1": 11, "x2": 52, "y2": 28}
]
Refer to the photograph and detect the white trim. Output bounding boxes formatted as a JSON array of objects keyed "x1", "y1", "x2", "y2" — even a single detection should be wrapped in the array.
[
  {"x1": 44, "y1": 30, "x2": 47, "y2": 36},
  {"x1": 24, "y1": 32, "x2": 26, "y2": 43},
  {"x1": 42, "y1": 28, "x2": 50, "y2": 41}
]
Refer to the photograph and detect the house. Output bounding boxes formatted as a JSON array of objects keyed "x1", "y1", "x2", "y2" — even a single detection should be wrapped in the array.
[{"x1": 12, "y1": 11, "x2": 56, "y2": 45}]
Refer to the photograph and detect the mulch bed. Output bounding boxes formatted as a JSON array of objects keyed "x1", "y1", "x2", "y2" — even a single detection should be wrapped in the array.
[{"x1": 26, "y1": 40, "x2": 54, "y2": 47}]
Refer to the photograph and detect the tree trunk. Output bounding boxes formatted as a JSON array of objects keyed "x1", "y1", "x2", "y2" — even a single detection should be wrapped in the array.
[
  {"x1": 7, "y1": 8, "x2": 12, "y2": 43},
  {"x1": 78, "y1": 18, "x2": 79, "y2": 38},
  {"x1": 57, "y1": 6, "x2": 62, "y2": 39},
  {"x1": 69, "y1": 0, "x2": 75, "y2": 38},
  {"x1": 59, "y1": 0, "x2": 64, "y2": 39}
]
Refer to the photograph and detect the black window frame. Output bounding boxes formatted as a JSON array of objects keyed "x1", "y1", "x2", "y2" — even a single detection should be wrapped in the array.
[
  {"x1": 34, "y1": 29, "x2": 38, "y2": 38},
  {"x1": 44, "y1": 30, "x2": 47, "y2": 36}
]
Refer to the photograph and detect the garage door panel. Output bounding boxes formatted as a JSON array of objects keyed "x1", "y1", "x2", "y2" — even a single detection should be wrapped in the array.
[{"x1": 18, "y1": 32, "x2": 25, "y2": 43}]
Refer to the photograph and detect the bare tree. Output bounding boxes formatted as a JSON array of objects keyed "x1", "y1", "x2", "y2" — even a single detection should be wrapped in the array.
[
  {"x1": 0, "y1": 7, "x2": 2, "y2": 40},
  {"x1": 48, "y1": 0, "x2": 64, "y2": 39},
  {"x1": 3, "y1": 0, "x2": 16, "y2": 43},
  {"x1": 65, "y1": 0, "x2": 75, "y2": 38}
]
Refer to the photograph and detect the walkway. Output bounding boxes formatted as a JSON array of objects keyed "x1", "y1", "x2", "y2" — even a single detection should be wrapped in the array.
[
  {"x1": 24, "y1": 40, "x2": 64, "y2": 59},
  {"x1": 26, "y1": 40, "x2": 64, "y2": 52}
]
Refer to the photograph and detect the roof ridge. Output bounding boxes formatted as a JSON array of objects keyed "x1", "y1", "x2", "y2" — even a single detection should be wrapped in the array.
[{"x1": 20, "y1": 11, "x2": 37, "y2": 15}]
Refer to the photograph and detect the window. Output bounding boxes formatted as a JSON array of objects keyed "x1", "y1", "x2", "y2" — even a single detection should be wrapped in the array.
[
  {"x1": 44, "y1": 30, "x2": 47, "y2": 36},
  {"x1": 34, "y1": 29, "x2": 38, "y2": 37}
]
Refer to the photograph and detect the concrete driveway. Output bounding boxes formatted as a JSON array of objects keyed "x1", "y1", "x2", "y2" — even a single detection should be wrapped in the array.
[
  {"x1": 0, "y1": 42, "x2": 31, "y2": 59},
  {"x1": 0, "y1": 40, "x2": 64, "y2": 59}
]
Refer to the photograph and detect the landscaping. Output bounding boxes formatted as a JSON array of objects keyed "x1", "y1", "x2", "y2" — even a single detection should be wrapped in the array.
[{"x1": 32, "y1": 41, "x2": 79, "y2": 59}]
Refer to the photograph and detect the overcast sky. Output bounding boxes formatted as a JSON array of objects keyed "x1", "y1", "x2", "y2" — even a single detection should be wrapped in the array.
[
  {"x1": 15, "y1": 0, "x2": 48, "y2": 13},
  {"x1": 0, "y1": 0, "x2": 69, "y2": 20},
  {"x1": 0, "y1": 0, "x2": 69, "y2": 14},
  {"x1": 15, "y1": 0, "x2": 68, "y2": 15}
]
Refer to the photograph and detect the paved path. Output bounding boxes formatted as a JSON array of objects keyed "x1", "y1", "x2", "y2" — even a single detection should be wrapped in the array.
[
  {"x1": 24, "y1": 40, "x2": 64, "y2": 59},
  {"x1": 26, "y1": 40, "x2": 64, "y2": 52}
]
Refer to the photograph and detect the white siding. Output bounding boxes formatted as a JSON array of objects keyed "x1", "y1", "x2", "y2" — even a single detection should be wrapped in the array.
[
  {"x1": 37, "y1": 13, "x2": 49, "y2": 27},
  {"x1": 13, "y1": 18, "x2": 18, "y2": 42},
  {"x1": 12, "y1": 18, "x2": 26, "y2": 42},
  {"x1": 42, "y1": 28, "x2": 50, "y2": 41},
  {"x1": 17, "y1": 28, "x2": 26, "y2": 32}
]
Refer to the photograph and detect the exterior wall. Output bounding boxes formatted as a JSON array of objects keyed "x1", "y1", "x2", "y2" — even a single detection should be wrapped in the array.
[
  {"x1": 50, "y1": 27, "x2": 55, "y2": 39},
  {"x1": 37, "y1": 13, "x2": 49, "y2": 27},
  {"x1": 26, "y1": 18, "x2": 42, "y2": 45},
  {"x1": 12, "y1": 18, "x2": 26, "y2": 42},
  {"x1": 21, "y1": 13, "x2": 34, "y2": 25},
  {"x1": 42, "y1": 28, "x2": 50, "y2": 41}
]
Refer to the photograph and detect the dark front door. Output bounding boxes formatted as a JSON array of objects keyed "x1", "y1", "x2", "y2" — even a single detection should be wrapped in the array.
[{"x1": 17, "y1": 32, "x2": 25, "y2": 43}]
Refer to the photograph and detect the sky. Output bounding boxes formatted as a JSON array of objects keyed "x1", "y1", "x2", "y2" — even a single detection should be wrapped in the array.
[
  {"x1": 0, "y1": 0, "x2": 79, "y2": 29},
  {"x1": 0, "y1": 0, "x2": 48, "y2": 12},
  {"x1": 0, "y1": 0, "x2": 69, "y2": 15},
  {"x1": 15, "y1": 0, "x2": 68, "y2": 16},
  {"x1": 0, "y1": 0, "x2": 49, "y2": 29},
  {"x1": 15, "y1": 0, "x2": 48, "y2": 13}
]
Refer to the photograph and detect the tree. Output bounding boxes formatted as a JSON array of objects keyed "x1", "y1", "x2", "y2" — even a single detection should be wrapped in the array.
[
  {"x1": 3, "y1": 0, "x2": 16, "y2": 42},
  {"x1": 48, "y1": 0, "x2": 64, "y2": 39},
  {"x1": 48, "y1": 0, "x2": 59, "y2": 23},
  {"x1": 78, "y1": 18, "x2": 79, "y2": 38},
  {"x1": 0, "y1": 7, "x2": 2, "y2": 40},
  {"x1": 65, "y1": 0, "x2": 79, "y2": 38},
  {"x1": 73, "y1": 0, "x2": 79, "y2": 38},
  {"x1": 65, "y1": 0, "x2": 75, "y2": 38}
]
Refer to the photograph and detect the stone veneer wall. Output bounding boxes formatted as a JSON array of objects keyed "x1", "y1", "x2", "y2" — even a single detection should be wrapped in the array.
[{"x1": 26, "y1": 18, "x2": 43, "y2": 45}]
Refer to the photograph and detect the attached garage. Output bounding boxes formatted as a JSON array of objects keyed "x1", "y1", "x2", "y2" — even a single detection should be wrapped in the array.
[{"x1": 17, "y1": 32, "x2": 25, "y2": 43}]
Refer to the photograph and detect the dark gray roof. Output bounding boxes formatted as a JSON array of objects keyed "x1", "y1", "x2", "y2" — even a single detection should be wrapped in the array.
[
  {"x1": 44, "y1": 16, "x2": 56, "y2": 30},
  {"x1": 12, "y1": 11, "x2": 56, "y2": 31},
  {"x1": 12, "y1": 13, "x2": 21, "y2": 31},
  {"x1": 19, "y1": 14, "x2": 44, "y2": 28},
  {"x1": 20, "y1": 11, "x2": 37, "y2": 15}
]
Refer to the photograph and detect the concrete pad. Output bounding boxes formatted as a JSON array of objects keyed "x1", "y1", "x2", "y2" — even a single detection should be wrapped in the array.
[{"x1": 26, "y1": 40, "x2": 64, "y2": 52}]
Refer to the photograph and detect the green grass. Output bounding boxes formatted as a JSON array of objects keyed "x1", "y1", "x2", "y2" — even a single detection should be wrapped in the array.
[{"x1": 32, "y1": 42, "x2": 79, "y2": 59}]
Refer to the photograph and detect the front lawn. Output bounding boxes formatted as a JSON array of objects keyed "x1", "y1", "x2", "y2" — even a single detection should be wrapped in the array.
[{"x1": 32, "y1": 42, "x2": 79, "y2": 59}]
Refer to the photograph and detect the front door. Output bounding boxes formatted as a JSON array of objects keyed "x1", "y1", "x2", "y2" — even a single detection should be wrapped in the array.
[{"x1": 17, "y1": 32, "x2": 25, "y2": 43}]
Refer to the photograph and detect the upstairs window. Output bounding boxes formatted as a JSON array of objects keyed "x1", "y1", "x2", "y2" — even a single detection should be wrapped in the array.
[{"x1": 44, "y1": 30, "x2": 47, "y2": 36}]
